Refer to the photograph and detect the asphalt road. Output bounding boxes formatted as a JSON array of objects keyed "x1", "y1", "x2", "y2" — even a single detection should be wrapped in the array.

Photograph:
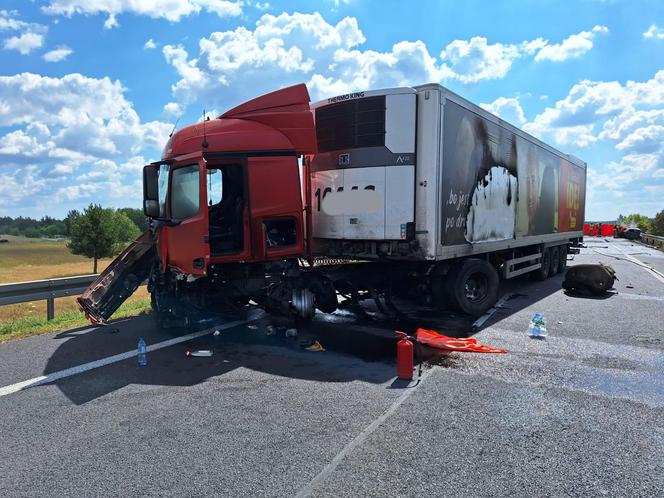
[{"x1": 1, "y1": 237, "x2": 663, "y2": 497}]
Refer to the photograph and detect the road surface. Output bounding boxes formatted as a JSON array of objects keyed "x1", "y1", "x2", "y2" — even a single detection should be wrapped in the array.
[{"x1": 0, "y1": 237, "x2": 662, "y2": 497}]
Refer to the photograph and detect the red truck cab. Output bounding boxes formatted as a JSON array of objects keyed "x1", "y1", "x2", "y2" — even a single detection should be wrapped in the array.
[{"x1": 144, "y1": 84, "x2": 317, "y2": 277}]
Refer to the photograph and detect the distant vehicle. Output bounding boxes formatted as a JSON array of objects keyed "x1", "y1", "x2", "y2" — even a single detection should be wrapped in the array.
[
  {"x1": 0, "y1": 238, "x2": 9, "y2": 243},
  {"x1": 79, "y1": 83, "x2": 587, "y2": 326},
  {"x1": 622, "y1": 228, "x2": 641, "y2": 240}
]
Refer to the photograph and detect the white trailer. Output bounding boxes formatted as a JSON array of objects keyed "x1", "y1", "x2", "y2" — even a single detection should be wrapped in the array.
[{"x1": 308, "y1": 84, "x2": 586, "y2": 314}]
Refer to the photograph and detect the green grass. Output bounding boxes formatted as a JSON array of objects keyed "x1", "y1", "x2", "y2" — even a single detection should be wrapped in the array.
[{"x1": 0, "y1": 298, "x2": 152, "y2": 343}]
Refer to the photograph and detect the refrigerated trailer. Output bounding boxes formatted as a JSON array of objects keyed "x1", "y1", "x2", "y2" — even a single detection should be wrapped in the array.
[
  {"x1": 303, "y1": 84, "x2": 585, "y2": 315},
  {"x1": 79, "y1": 83, "x2": 586, "y2": 325}
]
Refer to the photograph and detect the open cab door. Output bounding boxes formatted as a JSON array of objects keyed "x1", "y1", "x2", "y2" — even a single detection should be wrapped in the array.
[{"x1": 161, "y1": 159, "x2": 210, "y2": 276}]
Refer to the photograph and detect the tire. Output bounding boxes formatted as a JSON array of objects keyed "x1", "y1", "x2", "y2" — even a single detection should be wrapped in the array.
[
  {"x1": 535, "y1": 248, "x2": 551, "y2": 281},
  {"x1": 549, "y1": 247, "x2": 560, "y2": 276},
  {"x1": 448, "y1": 259, "x2": 499, "y2": 316},
  {"x1": 558, "y1": 245, "x2": 568, "y2": 273}
]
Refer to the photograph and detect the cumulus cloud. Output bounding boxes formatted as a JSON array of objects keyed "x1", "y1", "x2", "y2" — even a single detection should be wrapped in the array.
[
  {"x1": 525, "y1": 70, "x2": 664, "y2": 148},
  {"x1": 0, "y1": 73, "x2": 171, "y2": 213},
  {"x1": 522, "y1": 70, "x2": 664, "y2": 214},
  {"x1": 3, "y1": 31, "x2": 44, "y2": 54},
  {"x1": 144, "y1": 38, "x2": 157, "y2": 49},
  {"x1": 480, "y1": 97, "x2": 527, "y2": 126},
  {"x1": 162, "y1": 13, "x2": 607, "y2": 114},
  {"x1": 42, "y1": 0, "x2": 242, "y2": 24},
  {"x1": 0, "y1": 9, "x2": 28, "y2": 31},
  {"x1": 643, "y1": 24, "x2": 664, "y2": 39},
  {"x1": 534, "y1": 25, "x2": 608, "y2": 62},
  {"x1": 1, "y1": 10, "x2": 48, "y2": 55},
  {"x1": 43, "y1": 46, "x2": 73, "y2": 62},
  {"x1": 439, "y1": 37, "x2": 520, "y2": 83}
]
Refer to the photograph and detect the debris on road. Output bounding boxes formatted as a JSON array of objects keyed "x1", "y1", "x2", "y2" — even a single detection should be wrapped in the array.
[
  {"x1": 285, "y1": 328, "x2": 298, "y2": 338},
  {"x1": 529, "y1": 313, "x2": 548, "y2": 339},
  {"x1": 264, "y1": 325, "x2": 276, "y2": 336},
  {"x1": 300, "y1": 339, "x2": 325, "y2": 352},
  {"x1": 137, "y1": 336, "x2": 147, "y2": 366},
  {"x1": 415, "y1": 328, "x2": 507, "y2": 353},
  {"x1": 213, "y1": 330, "x2": 221, "y2": 336},
  {"x1": 563, "y1": 263, "x2": 617, "y2": 295},
  {"x1": 185, "y1": 350, "x2": 213, "y2": 357}
]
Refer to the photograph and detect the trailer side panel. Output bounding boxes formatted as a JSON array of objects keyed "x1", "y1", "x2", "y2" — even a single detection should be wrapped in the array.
[{"x1": 439, "y1": 98, "x2": 585, "y2": 249}]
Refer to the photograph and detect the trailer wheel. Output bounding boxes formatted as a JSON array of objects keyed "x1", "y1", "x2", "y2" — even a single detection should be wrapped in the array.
[
  {"x1": 535, "y1": 248, "x2": 551, "y2": 281},
  {"x1": 449, "y1": 259, "x2": 499, "y2": 316},
  {"x1": 558, "y1": 246, "x2": 568, "y2": 273},
  {"x1": 550, "y1": 247, "x2": 560, "y2": 276}
]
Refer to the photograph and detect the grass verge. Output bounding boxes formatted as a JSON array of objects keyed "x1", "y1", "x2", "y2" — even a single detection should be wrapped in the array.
[{"x1": 0, "y1": 299, "x2": 151, "y2": 343}]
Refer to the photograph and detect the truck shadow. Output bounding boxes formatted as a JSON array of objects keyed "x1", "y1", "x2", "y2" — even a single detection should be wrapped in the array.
[
  {"x1": 42, "y1": 270, "x2": 572, "y2": 405},
  {"x1": 41, "y1": 311, "x2": 399, "y2": 405}
]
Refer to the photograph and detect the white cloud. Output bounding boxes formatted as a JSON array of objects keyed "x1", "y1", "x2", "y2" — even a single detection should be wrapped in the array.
[
  {"x1": 616, "y1": 125, "x2": 664, "y2": 153},
  {"x1": 163, "y1": 101, "x2": 183, "y2": 117},
  {"x1": 0, "y1": 10, "x2": 28, "y2": 31},
  {"x1": 525, "y1": 70, "x2": 664, "y2": 148},
  {"x1": 440, "y1": 37, "x2": 520, "y2": 83},
  {"x1": 144, "y1": 38, "x2": 157, "y2": 49},
  {"x1": 523, "y1": 70, "x2": 664, "y2": 218},
  {"x1": 103, "y1": 13, "x2": 118, "y2": 29},
  {"x1": 162, "y1": 14, "x2": 608, "y2": 115},
  {"x1": 42, "y1": 0, "x2": 242, "y2": 23},
  {"x1": 0, "y1": 73, "x2": 170, "y2": 212},
  {"x1": 3, "y1": 32, "x2": 44, "y2": 54},
  {"x1": 534, "y1": 25, "x2": 608, "y2": 62},
  {"x1": 43, "y1": 46, "x2": 73, "y2": 62},
  {"x1": 643, "y1": 24, "x2": 664, "y2": 40},
  {"x1": 480, "y1": 97, "x2": 527, "y2": 126}
]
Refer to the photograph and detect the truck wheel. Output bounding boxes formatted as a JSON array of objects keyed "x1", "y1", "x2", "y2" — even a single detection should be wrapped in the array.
[
  {"x1": 535, "y1": 248, "x2": 551, "y2": 281},
  {"x1": 549, "y1": 247, "x2": 560, "y2": 276},
  {"x1": 558, "y1": 246, "x2": 568, "y2": 273},
  {"x1": 449, "y1": 259, "x2": 499, "y2": 316}
]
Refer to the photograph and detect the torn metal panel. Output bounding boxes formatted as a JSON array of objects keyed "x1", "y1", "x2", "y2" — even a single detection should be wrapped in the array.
[{"x1": 78, "y1": 231, "x2": 155, "y2": 323}]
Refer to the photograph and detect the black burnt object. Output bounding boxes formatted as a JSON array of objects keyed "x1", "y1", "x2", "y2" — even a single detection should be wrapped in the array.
[{"x1": 562, "y1": 264, "x2": 617, "y2": 295}]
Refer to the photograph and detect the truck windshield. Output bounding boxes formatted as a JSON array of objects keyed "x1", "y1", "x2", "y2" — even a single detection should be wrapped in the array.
[{"x1": 158, "y1": 164, "x2": 169, "y2": 218}]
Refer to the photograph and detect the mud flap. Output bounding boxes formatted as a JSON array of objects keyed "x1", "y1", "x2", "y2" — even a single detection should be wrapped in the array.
[{"x1": 77, "y1": 231, "x2": 155, "y2": 323}]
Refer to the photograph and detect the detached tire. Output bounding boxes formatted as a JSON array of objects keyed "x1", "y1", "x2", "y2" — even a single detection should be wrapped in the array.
[
  {"x1": 535, "y1": 248, "x2": 551, "y2": 281},
  {"x1": 448, "y1": 259, "x2": 499, "y2": 317}
]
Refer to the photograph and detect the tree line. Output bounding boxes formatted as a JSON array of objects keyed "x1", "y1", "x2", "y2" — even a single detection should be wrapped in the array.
[
  {"x1": 616, "y1": 211, "x2": 664, "y2": 235},
  {"x1": 0, "y1": 207, "x2": 148, "y2": 238}
]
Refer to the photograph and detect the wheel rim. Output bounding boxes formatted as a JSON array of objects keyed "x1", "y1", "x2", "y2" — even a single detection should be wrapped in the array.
[{"x1": 464, "y1": 273, "x2": 489, "y2": 302}]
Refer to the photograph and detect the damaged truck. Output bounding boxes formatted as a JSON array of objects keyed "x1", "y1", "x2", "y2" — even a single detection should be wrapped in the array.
[{"x1": 78, "y1": 83, "x2": 586, "y2": 327}]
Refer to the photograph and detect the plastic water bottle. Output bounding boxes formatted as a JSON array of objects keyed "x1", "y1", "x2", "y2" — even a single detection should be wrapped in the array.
[
  {"x1": 137, "y1": 336, "x2": 147, "y2": 366},
  {"x1": 529, "y1": 313, "x2": 547, "y2": 339}
]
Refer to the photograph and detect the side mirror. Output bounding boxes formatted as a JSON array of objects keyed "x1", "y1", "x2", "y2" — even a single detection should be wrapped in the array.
[
  {"x1": 143, "y1": 166, "x2": 159, "y2": 218},
  {"x1": 144, "y1": 199, "x2": 160, "y2": 218}
]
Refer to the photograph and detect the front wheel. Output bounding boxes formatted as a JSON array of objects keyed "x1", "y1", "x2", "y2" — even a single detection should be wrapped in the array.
[{"x1": 448, "y1": 259, "x2": 499, "y2": 316}]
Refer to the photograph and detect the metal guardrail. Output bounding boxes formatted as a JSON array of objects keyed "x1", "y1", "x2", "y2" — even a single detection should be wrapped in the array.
[
  {"x1": 642, "y1": 233, "x2": 664, "y2": 248},
  {"x1": 0, "y1": 275, "x2": 97, "y2": 320}
]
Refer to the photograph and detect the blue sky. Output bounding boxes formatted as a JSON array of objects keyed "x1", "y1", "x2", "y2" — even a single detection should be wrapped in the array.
[{"x1": 0, "y1": 0, "x2": 663, "y2": 220}]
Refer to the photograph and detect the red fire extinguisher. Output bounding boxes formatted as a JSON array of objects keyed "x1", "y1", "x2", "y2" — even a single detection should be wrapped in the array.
[{"x1": 396, "y1": 331, "x2": 414, "y2": 380}]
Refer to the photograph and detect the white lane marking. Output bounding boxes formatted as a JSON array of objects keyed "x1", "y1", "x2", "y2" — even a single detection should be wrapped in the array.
[
  {"x1": 613, "y1": 242, "x2": 664, "y2": 285},
  {"x1": 294, "y1": 366, "x2": 437, "y2": 498},
  {"x1": 0, "y1": 311, "x2": 264, "y2": 398}
]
